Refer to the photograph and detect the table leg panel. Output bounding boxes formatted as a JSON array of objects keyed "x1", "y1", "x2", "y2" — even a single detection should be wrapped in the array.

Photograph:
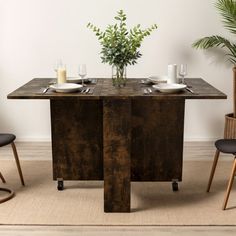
[
  {"x1": 131, "y1": 99, "x2": 185, "y2": 181},
  {"x1": 50, "y1": 99, "x2": 103, "y2": 181},
  {"x1": 103, "y1": 99, "x2": 131, "y2": 212}
]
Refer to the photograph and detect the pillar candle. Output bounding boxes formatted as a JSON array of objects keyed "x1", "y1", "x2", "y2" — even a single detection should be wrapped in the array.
[
  {"x1": 57, "y1": 68, "x2": 67, "y2": 84},
  {"x1": 168, "y1": 64, "x2": 177, "y2": 84}
]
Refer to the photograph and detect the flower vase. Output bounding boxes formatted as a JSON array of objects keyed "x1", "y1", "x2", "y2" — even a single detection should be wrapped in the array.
[{"x1": 112, "y1": 65, "x2": 127, "y2": 87}]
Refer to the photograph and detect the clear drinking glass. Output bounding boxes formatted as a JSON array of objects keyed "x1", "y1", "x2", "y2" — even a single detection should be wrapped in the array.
[
  {"x1": 78, "y1": 64, "x2": 87, "y2": 87},
  {"x1": 179, "y1": 64, "x2": 187, "y2": 84}
]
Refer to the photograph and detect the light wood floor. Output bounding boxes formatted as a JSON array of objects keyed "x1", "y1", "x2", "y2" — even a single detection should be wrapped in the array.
[
  {"x1": 0, "y1": 142, "x2": 235, "y2": 235},
  {"x1": 0, "y1": 141, "x2": 231, "y2": 161},
  {"x1": 0, "y1": 226, "x2": 235, "y2": 236}
]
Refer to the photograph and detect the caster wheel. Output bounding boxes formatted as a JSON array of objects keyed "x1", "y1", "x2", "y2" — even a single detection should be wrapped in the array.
[
  {"x1": 57, "y1": 180, "x2": 64, "y2": 191},
  {"x1": 172, "y1": 181, "x2": 179, "y2": 192}
]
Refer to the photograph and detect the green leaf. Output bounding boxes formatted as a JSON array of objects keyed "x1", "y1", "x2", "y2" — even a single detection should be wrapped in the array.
[
  {"x1": 87, "y1": 10, "x2": 158, "y2": 67},
  {"x1": 216, "y1": 0, "x2": 236, "y2": 34},
  {"x1": 192, "y1": 0, "x2": 236, "y2": 66},
  {"x1": 193, "y1": 35, "x2": 236, "y2": 65}
]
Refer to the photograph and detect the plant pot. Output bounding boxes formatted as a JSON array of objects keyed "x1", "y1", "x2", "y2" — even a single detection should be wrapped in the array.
[
  {"x1": 112, "y1": 65, "x2": 127, "y2": 87},
  {"x1": 224, "y1": 113, "x2": 236, "y2": 139}
]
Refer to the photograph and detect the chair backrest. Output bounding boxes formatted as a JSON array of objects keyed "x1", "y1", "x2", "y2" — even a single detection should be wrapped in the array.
[{"x1": 224, "y1": 114, "x2": 236, "y2": 139}]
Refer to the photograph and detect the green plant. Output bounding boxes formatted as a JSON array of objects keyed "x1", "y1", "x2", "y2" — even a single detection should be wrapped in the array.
[
  {"x1": 192, "y1": 0, "x2": 236, "y2": 117},
  {"x1": 87, "y1": 10, "x2": 157, "y2": 85}
]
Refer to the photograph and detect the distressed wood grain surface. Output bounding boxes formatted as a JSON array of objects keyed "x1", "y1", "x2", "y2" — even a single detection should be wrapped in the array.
[{"x1": 8, "y1": 78, "x2": 227, "y2": 100}]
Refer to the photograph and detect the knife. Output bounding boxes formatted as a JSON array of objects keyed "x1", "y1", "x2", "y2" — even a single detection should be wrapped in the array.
[{"x1": 186, "y1": 87, "x2": 196, "y2": 94}]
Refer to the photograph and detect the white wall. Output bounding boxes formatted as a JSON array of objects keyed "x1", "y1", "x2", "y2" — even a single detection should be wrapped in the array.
[{"x1": 0, "y1": 0, "x2": 233, "y2": 141}]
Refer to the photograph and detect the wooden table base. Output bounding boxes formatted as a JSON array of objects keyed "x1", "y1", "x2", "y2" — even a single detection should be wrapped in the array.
[
  {"x1": 103, "y1": 99, "x2": 131, "y2": 212},
  {"x1": 50, "y1": 98, "x2": 185, "y2": 212}
]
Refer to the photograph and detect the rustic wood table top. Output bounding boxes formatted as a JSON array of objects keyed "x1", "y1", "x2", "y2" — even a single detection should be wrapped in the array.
[{"x1": 7, "y1": 78, "x2": 227, "y2": 100}]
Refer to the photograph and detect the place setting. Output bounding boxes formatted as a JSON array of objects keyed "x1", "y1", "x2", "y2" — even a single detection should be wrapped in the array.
[
  {"x1": 40, "y1": 62, "x2": 96, "y2": 95},
  {"x1": 142, "y1": 64, "x2": 197, "y2": 95}
]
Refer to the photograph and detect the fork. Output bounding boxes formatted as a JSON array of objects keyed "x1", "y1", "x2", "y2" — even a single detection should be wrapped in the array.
[
  {"x1": 88, "y1": 88, "x2": 94, "y2": 94},
  {"x1": 143, "y1": 88, "x2": 152, "y2": 95},
  {"x1": 81, "y1": 88, "x2": 88, "y2": 93},
  {"x1": 81, "y1": 88, "x2": 93, "y2": 94}
]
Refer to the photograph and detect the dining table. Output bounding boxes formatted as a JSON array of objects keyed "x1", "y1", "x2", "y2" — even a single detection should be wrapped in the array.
[{"x1": 8, "y1": 78, "x2": 227, "y2": 212}]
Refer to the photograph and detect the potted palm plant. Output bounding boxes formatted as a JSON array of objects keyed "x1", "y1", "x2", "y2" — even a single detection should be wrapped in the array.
[
  {"x1": 193, "y1": 0, "x2": 236, "y2": 138},
  {"x1": 87, "y1": 10, "x2": 157, "y2": 87}
]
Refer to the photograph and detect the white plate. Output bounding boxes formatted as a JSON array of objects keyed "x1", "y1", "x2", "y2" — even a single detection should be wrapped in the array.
[
  {"x1": 148, "y1": 75, "x2": 168, "y2": 84},
  {"x1": 67, "y1": 77, "x2": 90, "y2": 83},
  {"x1": 50, "y1": 83, "x2": 83, "y2": 93},
  {"x1": 152, "y1": 83, "x2": 187, "y2": 93}
]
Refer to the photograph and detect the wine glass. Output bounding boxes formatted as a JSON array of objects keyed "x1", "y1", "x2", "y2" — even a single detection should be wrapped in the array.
[
  {"x1": 179, "y1": 64, "x2": 187, "y2": 84},
  {"x1": 54, "y1": 59, "x2": 63, "y2": 74},
  {"x1": 78, "y1": 64, "x2": 87, "y2": 87}
]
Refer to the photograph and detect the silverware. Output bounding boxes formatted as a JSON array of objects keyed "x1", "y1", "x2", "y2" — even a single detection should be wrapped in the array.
[
  {"x1": 186, "y1": 87, "x2": 197, "y2": 94},
  {"x1": 80, "y1": 88, "x2": 90, "y2": 94},
  {"x1": 42, "y1": 86, "x2": 50, "y2": 94},
  {"x1": 88, "y1": 88, "x2": 94, "y2": 94},
  {"x1": 143, "y1": 88, "x2": 153, "y2": 95},
  {"x1": 143, "y1": 89, "x2": 149, "y2": 95}
]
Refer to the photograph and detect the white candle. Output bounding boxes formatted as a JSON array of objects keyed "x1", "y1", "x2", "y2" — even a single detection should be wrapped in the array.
[
  {"x1": 57, "y1": 68, "x2": 67, "y2": 84},
  {"x1": 168, "y1": 64, "x2": 177, "y2": 84}
]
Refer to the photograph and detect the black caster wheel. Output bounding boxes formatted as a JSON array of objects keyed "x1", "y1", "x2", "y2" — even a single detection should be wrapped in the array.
[
  {"x1": 57, "y1": 179, "x2": 64, "y2": 191},
  {"x1": 172, "y1": 181, "x2": 179, "y2": 192}
]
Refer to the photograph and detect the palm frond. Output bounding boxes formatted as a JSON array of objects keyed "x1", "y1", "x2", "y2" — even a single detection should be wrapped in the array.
[
  {"x1": 216, "y1": 0, "x2": 236, "y2": 34},
  {"x1": 193, "y1": 35, "x2": 233, "y2": 50},
  {"x1": 229, "y1": 57, "x2": 236, "y2": 64},
  {"x1": 192, "y1": 35, "x2": 236, "y2": 65}
]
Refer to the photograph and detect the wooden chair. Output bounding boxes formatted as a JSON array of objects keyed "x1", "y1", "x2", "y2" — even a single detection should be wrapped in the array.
[
  {"x1": 207, "y1": 139, "x2": 236, "y2": 210},
  {"x1": 0, "y1": 134, "x2": 25, "y2": 203}
]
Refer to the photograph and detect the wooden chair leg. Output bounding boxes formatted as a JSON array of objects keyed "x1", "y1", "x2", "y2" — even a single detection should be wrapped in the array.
[
  {"x1": 11, "y1": 142, "x2": 25, "y2": 186},
  {"x1": 207, "y1": 149, "x2": 220, "y2": 192},
  {"x1": 222, "y1": 157, "x2": 236, "y2": 210},
  {"x1": 0, "y1": 188, "x2": 14, "y2": 204},
  {"x1": 0, "y1": 172, "x2": 6, "y2": 183}
]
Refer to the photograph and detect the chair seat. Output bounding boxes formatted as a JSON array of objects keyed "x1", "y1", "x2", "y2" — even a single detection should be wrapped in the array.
[
  {"x1": 0, "y1": 134, "x2": 16, "y2": 147},
  {"x1": 215, "y1": 139, "x2": 236, "y2": 155}
]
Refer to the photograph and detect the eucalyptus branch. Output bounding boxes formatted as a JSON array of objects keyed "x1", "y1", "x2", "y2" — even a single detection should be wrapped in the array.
[{"x1": 87, "y1": 10, "x2": 158, "y2": 69}]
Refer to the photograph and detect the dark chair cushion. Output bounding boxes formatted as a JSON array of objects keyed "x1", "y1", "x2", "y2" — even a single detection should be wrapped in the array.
[
  {"x1": 215, "y1": 139, "x2": 236, "y2": 155},
  {"x1": 0, "y1": 134, "x2": 16, "y2": 147}
]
